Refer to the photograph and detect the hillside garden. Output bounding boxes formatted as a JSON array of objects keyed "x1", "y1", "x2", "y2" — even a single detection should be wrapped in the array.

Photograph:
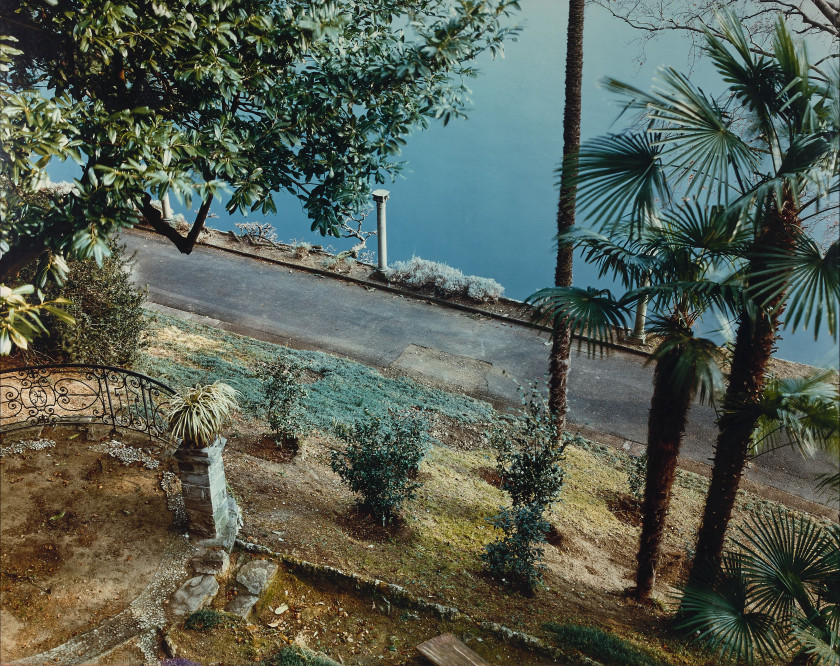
[{"x1": 1, "y1": 2, "x2": 839, "y2": 664}]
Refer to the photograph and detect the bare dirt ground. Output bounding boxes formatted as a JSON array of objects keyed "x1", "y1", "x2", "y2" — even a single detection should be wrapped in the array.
[{"x1": 0, "y1": 426, "x2": 177, "y2": 662}]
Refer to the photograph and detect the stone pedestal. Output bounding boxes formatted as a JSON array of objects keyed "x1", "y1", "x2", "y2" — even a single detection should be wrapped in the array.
[{"x1": 175, "y1": 436, "x2": 238, "y2": 543}]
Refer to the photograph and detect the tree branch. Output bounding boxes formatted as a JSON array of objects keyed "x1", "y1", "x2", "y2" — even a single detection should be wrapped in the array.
[
  {"x1": 0, "y1": 239, "x2": 48, "y2": 283},
  {"x1": 140, "y1": 193, "x2": 213, "y2": 254},
  {"x1": 809, "y1": 0, "x2": 840, "y2": 32}
]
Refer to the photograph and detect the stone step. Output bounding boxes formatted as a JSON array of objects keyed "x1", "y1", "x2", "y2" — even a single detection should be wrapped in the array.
[{"x1": 225, "y1": 558, "x2": 279, "y2": 619}]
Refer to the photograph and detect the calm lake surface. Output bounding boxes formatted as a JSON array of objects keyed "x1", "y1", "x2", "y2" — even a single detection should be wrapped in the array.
[{"x1": 50, "y1": 1, "x2": 839, "y2": 366}]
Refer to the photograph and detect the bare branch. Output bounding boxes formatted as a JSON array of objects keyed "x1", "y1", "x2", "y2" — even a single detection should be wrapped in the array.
[
  {"x1": 140, "y1": 193, "x2": 213, "y2": 254},
  {"x1": 337, "y1": 209, "x2": 377, "y2": 256}
]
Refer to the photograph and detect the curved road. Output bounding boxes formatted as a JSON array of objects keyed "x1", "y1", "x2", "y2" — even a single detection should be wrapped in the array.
[{"x1": 124, "y1": 229, "x2": 838, "y2": 515}]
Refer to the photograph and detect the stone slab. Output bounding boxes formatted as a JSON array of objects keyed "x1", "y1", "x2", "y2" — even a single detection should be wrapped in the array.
[
  {"x1": 226, "y1": 593, "x2": 259, "y2": 619},
  {"x1": 170, "y1": 575, "x2": 219, "y2": 616},
  {"x1": 236, "y1": 559, "x2": 278, "y2": 596},
  {"x1": 190, "y1": 549, "x2": 231, "y2": 577}
]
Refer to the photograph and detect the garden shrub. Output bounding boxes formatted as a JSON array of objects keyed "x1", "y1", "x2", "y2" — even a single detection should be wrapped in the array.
[
  {"x1": 184, "y1": 608, "x2": 225, "y2": 631},
  {"x1": 24, "y1": 238, "x2": 147, "y2": 366},
  {"x1": 384, "y1": 256, "x2": 504, "y2": 302},
  {"x1": 482, "y1": 389, "x2": 565, "y2": 593},
  {"x1": 260, "y1": 646, "x2": 340, "y2": 666},
  {"x1": 543, "y1": 622, "x2": 666, "y2": 666},
  {"x1": 627, "y1": 450, "x2": 647, "y2": 503},
  {"x1": 330, "y1": 409, "x2": 429, "y2": 524},
  {"x1": 258, "y1": 356, "x2": 309, "y2": 440}
]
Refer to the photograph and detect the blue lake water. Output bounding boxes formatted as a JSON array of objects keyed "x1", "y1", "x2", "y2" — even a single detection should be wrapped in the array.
[{"x1": 49, "y1": 1, "x2": 839, "y2": 366}]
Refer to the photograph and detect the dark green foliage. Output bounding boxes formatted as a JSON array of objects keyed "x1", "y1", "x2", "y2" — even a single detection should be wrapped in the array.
[
  {"x1": 627, "y1": 450, "x2": 648, "y2": 503},
  {"x1": 183, "y1": 608, "x2": 225, "y2": 632},
  {"x1": 482, "y1": 389, "x2": 566, "y2": 592},
  {"x1": 258, "y1": 356, "x2": 309, "y2": 439},
  {"x1": 678, "y1": 509, "x2": 840, "y2": 664},
  {"x1": 483, "y1": 503, "x2": 552, "y2": 593},
  {"x1": 330, "y1": 410, "x2": 429, "y2": 524},
  {"x1": 27, "y1": 239, "x2": 147, "y2": 366},
  {"x1": 543, "y1": 622, "x2": 667, "y2": 666},
  {"x1": 259, "y1": 646, "x2": 340, "y2": 666}
]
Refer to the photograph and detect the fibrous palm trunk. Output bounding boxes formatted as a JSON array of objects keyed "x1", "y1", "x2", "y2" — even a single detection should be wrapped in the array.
[
  {"x1": 686, "y1": 193, "x2": 799, "y2": 588},
  {"x1": 634, "y1": 347, "x2": 694, "y2": 599},
  {"x1": 550, "y1": 0, "x2": 585, "y2": 436}
]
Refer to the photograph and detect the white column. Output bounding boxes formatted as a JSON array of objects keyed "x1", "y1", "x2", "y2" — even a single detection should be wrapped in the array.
[{"x1": 372, "y1": 189, "x2": 390, "y2": 271}]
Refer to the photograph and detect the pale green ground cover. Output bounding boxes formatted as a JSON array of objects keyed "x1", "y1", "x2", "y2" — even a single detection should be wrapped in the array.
[{"x1": 136, "y1": 311, "x2": 496, "y2": 436}]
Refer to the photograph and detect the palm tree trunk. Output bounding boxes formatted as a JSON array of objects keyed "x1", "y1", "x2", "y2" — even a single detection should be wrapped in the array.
[
  {"x1": 634, "y1": 348, "x2": 694, "y2": 599},
  {"x1": 686, "y1": 193, "x2": 799, "y2": 589},
  {"x1": 550, "y1": 0, "x2": 585, "y2": 435}
]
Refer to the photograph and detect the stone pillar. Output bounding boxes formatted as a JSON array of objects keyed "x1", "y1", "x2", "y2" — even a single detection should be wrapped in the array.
[
  {"x1": 175, "y1": 436, "x2": 235, "y2": 540},
  {"x1": 372, "y1": 189, "x2": 390, "y2": 271}
]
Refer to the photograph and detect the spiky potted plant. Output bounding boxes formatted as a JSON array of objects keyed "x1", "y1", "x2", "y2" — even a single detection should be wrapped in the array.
[{"x1": 167, "y1": 382, "x2": 240, "y2": 541}]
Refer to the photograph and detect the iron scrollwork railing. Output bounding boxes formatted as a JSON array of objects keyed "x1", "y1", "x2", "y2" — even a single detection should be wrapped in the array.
[{"x1": 0, "y1": 364, "x2": 176, "y2": 442}]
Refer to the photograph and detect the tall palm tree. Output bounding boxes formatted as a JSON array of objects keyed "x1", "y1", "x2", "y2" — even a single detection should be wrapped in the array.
[
  {"x1": 533, "y1": 9, "x2": 839, "y2": 599},
  {"x1": 531, "y1": 205, "x2": 737, "y2": 600},
  {"x1": 683, "y1": 14, "x2": 839, "y2": 588},
  {"x1": 550, "y1": 0, "x2": 586, "y2": 435}
]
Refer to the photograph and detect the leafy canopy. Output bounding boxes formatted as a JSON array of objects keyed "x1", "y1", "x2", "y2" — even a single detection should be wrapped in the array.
[{"x1": 0, "y1": 0, "x2": 519, "y2": 275}]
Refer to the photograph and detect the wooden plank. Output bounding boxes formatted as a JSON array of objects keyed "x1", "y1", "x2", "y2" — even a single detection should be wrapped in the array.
[{"x1": 416, "y1": 633, "x2": 493, "y2": 666}]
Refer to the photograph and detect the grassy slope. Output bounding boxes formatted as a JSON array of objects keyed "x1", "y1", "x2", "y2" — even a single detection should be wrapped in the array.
[{"x1": 137, "y1": 311, "x2": 830, "y2": 666}]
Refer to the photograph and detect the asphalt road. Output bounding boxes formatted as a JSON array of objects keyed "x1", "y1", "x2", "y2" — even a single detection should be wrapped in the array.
[{"x1": 124, "y1": 229, "x2": 838, "y2": 512}]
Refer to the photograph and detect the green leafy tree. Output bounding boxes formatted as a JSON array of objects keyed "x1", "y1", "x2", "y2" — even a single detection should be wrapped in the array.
[
  {"x1": 0, "y1": 0, "x2": 519, "y2": 297},
  {"x1": 0, "y1": 284, "x2": 74, "y2": 355}
]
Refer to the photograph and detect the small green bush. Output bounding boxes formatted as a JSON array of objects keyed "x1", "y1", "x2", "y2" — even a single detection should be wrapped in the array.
[
  {"x1": 25, "y1": 239, "x2": 147, "y2": 366},
  {"x1": 330, "y1": 409, "x2": 428, "y2": 524},
  {"x1": 260, "y1": 646, "x2": 340, "y2": 666},
  {"x1": 483, "y1": 388, "x2": 565, "y2": 593},
  {"x1": 543, "y1": 622, "x2": 666, "y2": 666},
  {"x1": 184, "y1": 608, "x2": 225, "y2": 631},
  {"x1": 627, "y1": 450, "x2": 647, "y2": 503},
  {"x1": 483, "y1": 503, "x2": 552, "y2": 592},
  {"x1": 258, "y1": 356, "x2": 309, "y2": 439}
]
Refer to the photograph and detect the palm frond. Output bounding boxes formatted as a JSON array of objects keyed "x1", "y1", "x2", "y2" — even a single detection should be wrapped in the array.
[
  {"x1": 678, "y1": 553, "x2": 786, "y2": 664},
  {"x1": 749, "y1": 237, "x2": 839, "y2": 340},
  {"x1": 771, "y1": 17, "x2": 819, "y2": 134},
  {"x1": 815, "y1": 472, "x2": 840, "y2": 499},
  {"x1": 736, "y1": 509, "x2": 834, "y2": 622},
  {"x1": 526, "y1": 286, "x2": 629, "y2": 355},
  {"x1": 557, "y1": 226, "x2": 656, "y2": 288},
  {"x1": 733, "y1": 133, "x2": 839, "y2": 220},
  {"x1": 643, "y1": 66, "x2": 757, "y2": 201},
  {"x1": 751, "y1": 371, "x2": 840, "y2": 458},
  {"x1": 657, "y1": 201, "x2": 752, "y2": 263},
  {"x1": 647, "y1": 320, "x2": 724, "y2": 405},
  {"x1": 789, "y1": 617, "x2": 840, "y2": 666},
  {"x1": 626, "y1": 278, "x2": 745, "y2": 318},
  {"x1": 561, "y1": 131, "x2": 669, "y2": 232},
  {"x1": 703, "y1": 10, "x2": 781, "y2": 146}
]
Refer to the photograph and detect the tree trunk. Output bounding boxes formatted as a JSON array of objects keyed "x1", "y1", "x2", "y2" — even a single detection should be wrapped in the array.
[
  {"x1": 634, "y1": 347, "x2": 694, "y2": 599},
  {"x1": 550, "y1": 0, "x2": 585, "y2": 435},
  {"x1": 686, "y1": 193, "x2": 799, "y2": 589}
]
